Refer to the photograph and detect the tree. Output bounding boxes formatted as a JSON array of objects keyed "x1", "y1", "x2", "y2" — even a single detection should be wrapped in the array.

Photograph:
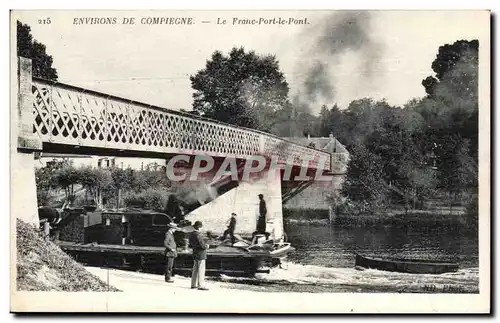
[
  {"x1": 123, "y1": 188, "x2": 169, "y2": 212},
  {"x1": 35, "y1": 159, "x2": 68, "y2": 206},
  {"x1": 393, "y1": 150, "x2": 437, "y2": 214},
  {"x1": 295, "y1": 111, "x2": 321, "y2": 137},
  {"x1": 317, "y1": 39, "x2": 479, "y2": 216},
  {"x1": 422, "y1": 39, "x2": 478, "y2": 101},
  {"x1": 436, "y1": 135, "x2": 476, "y2": 212},
  {"x1": 79, "y1": 166, "x2": 113, "y2": 209},
  {"x1": 17, "y1": 21, "x2": 58, "y2": 80},
  {"x1": 180, "y1": 108, "x2": 200, "y2": 116},
  {"x1": 132, "y1": 169, "x2": 171, "y2": 193},
  {"x1": 341, "y1": 144, "x2": 389, "y2": 214},
  {"x1": 109, "y1": 167, "x2": 135, "y2": 208},
  {"x1": 318, "y1": 104, "x2": 344, "y2": 137},
  {"x1": 53, "y1": 162, "x2": 81, "y2": 202},
  {"x1": 266, "y1": 102, "x2": 295, "y2": 136},
  {"x1": 418, "y1": 39, "x2": 479, "y2": 208},
  {"x1": 421, "y1": 40, "x2": 478, "y2": 159},
  {"x1": 190, "y1": 47, "x2": 290, "y2": 131}
]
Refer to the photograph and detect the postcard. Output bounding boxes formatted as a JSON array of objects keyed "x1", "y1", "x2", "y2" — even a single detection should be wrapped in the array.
[{"x1": 9, "y1": 9, "x2": 490, "y2": 313}]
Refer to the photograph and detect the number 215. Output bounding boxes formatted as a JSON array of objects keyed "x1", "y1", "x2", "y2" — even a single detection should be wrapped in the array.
[{"x1": 38, "y1": 18, "x2": 51, "y2": 24}]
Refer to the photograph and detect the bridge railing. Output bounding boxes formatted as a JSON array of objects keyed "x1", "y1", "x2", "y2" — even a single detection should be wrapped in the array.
[{"x1": 28, "y1": 73, "x2": 333, "y2": 171}]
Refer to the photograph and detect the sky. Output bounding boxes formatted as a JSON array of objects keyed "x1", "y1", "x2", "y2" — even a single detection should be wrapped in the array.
[{"x1": 14, "y1": 10, "x2": 488, "y2": 114}]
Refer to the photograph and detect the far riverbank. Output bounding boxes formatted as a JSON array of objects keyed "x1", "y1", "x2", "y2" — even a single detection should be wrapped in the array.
[{"x1": 283, "y1": 208, "x2": 478, "y2": 230}]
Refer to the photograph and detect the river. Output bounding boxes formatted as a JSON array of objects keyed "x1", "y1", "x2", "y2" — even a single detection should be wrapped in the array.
[{"x1": 216, "y1": 221, "x2": 479, "y2": 294}]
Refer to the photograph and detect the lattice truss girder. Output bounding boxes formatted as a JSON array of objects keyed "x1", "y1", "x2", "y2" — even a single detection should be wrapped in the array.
[{"x1": 32, "y1": 79, "x2": 332, "y2": 170}]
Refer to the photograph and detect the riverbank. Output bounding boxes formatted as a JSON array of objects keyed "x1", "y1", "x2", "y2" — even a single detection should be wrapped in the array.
[
  {"x1": 284, "y1": 209, "x2": 477, "y2": 229},
  {"x1": 11, "y1": 264, "x2": 482, "y2": 313},
  {"x1": 16, "y1": 219, "x2": 120, "y2": 292},
  {"x1": 85, "y1": 262, "x2": 479, "y2": 295},
  {"x1": 332, "y1": 213, "x2": 475, "y2": 229}
]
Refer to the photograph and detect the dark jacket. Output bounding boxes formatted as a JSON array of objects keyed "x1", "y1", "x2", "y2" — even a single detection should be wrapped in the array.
[
  {"x1": 227, "y1": 217, "x2": 236, "y2": 230},
  {"x1": 189, "y1": 230, "x2": 209, "y2": 260},
  {"x1": 164, "y1": 230, "x2": 177, "y2": 258},
  {"x1": 259, "y1": 200, "x2": 267, "y2": 217}
]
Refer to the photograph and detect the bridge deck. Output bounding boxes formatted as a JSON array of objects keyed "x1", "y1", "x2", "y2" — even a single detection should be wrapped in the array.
[{"x1": 30, "y1": 77, "x2": 334, "y2": 170}]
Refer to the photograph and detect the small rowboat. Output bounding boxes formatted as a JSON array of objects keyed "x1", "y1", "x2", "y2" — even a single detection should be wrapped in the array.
[{"x1": 355, "y1": 254, "x2": 459, "y2": 274}]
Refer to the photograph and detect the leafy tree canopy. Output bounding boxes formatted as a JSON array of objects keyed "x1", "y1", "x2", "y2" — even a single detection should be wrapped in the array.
[
  {"x1": 17, "y1": 21, "x2": 58, "y2": 80},
  {"x1": 422, "y1": 39, "x2": 478, "y2": 103},
  {"x1": 190, "y1": 47, "x2": 289, "y2": 131}
]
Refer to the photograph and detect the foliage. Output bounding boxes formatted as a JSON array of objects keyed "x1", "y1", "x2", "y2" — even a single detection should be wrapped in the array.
[
  {"x1": 17, "y1": 21, "x2": 58, "y2": 80},
  {"x1": 122, "y1": 188, "x2": 170, "y2": 211},
  {"x1": 190, "y1": 47, "x2": 290, "y2": 132},
  {"x1": 283, "y1": 208, "x2": 330, "y2": 220},
  {"x1": 109, "y1": 167, "x2": 134, "y2": 191},
  {"x1": 436, "y1": 136, "x2": 476, "y2": 205},
  {"x1": 35, "y1": 162, "x2": 173, "y2": 210},
  {"x1": 341, "y1": 143, "x2": 389, "y2": 213},
  {"x1": 79, "y1": 166, "x2": 113, "y2": 208},
  {"x1": 465, "y1": 193, "x2": 478, "y2": 230},
  {"x1": 35, "y1": 159, "x2": 68, "y2": 206},
  {"x1": 131, "y1": 169, "x2": 171, "y2": 193},
  {"x1": 422, "y1": 39, "x2": 478, "y2": 101},
  {"x1": 104, "y1": 167, "x2": 134, "y2": 208},
  {"x1": 52, "y1": 162, "x2": 81, "y2": 201},
  {"x1": 310, "y1": 39, "x2": 479, "y2": 218}
]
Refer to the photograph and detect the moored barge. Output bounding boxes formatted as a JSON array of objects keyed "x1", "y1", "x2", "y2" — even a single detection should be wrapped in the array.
[{"x1": 52, "y1": 208, "x2": 294, "y2": 277}]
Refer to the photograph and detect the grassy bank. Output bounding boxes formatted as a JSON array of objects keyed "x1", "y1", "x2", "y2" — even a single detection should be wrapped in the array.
[
  {"x1": 16, "y1": 219, "x2": 120, "y2": 292},
  {"x1": 331, "y1": 212, "x2": 476, "y2": 229}
]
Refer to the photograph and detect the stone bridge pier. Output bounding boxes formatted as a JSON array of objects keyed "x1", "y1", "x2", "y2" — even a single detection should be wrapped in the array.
[
  {"x1": 11, "y1": 58, "x2": 41, "y2": 225},
  {"x1": 172, "y1": 159, "x2": 285, "y2": 241}
]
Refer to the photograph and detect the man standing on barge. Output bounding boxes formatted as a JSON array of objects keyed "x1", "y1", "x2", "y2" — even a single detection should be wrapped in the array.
[
  {"x1": 257, "y1": 194, "x2": 267, "y2": 234},
  {"x1": 189, "y1": 221, "x2": 209, "y2": 290},
  {"x1": 164, "y1": 222, "x2": 178, "y2": 283}
]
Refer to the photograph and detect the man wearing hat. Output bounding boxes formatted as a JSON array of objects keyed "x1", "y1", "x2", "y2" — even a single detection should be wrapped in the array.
[
  {"x1": 164, "y1": 222, "x2": 178, "y2": 283},
  {"x1": 189, "y1": 220, "x2": 209, "y2": 290}
]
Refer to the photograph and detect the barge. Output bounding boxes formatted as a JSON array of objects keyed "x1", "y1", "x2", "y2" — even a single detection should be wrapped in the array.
[{"x1": 52, "y1": 208, "x2": 294, "y2": 277}]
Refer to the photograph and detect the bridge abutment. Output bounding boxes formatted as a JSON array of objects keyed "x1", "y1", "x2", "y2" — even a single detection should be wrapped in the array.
[
  {"x1": 185, "y1": 170, "x2": 284, "y2": 241},
  {"x1": 12, "y1": 57, "x2": 42, "y2": 225},
  {"x1": 283, "y1": 174, "x2": 345, "y2": 210},
  {"x1": 11, "y1": 153, "x2": 39, "y2": 225}
]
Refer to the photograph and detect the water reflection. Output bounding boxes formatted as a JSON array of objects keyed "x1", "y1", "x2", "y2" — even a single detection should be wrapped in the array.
[
  {"x1": 213, "y1": 223, "x2": 479, "y2": 294},
  {"x1": 285, "y1": 223, "x2": 478, "y2": 268}
]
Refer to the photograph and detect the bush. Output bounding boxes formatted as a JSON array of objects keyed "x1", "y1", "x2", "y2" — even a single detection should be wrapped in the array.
[
  {"x1": 283, "y1": 208, "x2": 329, "y2": 220},
  {"x1": 466, "y1": 194, "x2": 478, "y2": 230},
  {"x1": 37, "y1": 190, "x2": 54, "y2": 207},
  {"x1": 72, "y1": 193, "x2": 93, "y2": 207}
]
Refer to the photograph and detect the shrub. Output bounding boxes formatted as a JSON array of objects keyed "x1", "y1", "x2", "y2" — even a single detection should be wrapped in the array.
[
  {"x1": 465, "y1": 194, "x2": 478, "y2": 230},
  {"x1": 123, "y1": 188, "x2": 170, "y2": 211},
  {"x1": 283, "y1": 208, "x2": 329, "y2": 220}
]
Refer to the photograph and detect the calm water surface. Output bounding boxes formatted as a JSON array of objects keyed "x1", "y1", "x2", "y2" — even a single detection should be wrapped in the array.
[
  {"x1": 286, "y1": 222, "x2": 479, "y2": 268},
  {"x1": 216, "y1": 221, "x2": 479, "y2": 294}
]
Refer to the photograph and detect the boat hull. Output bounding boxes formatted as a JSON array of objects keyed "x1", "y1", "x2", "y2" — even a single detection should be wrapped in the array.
[
  {"x1": 57, "y1": 241, "x2": 293, "y2": 277},
  {"x1": 355, "y1": 254, "x2": 459, "y2": 274}
]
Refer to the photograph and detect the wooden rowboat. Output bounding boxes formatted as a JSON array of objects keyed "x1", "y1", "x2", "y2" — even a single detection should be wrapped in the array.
[{"x1": 355, "y1": 254, "x2": 459, "y2": 274}]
